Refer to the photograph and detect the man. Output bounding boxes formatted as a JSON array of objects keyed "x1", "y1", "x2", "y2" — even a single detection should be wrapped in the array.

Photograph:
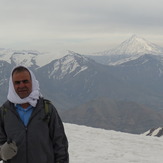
[{"x1": 0, "y1": 66, "x2": 69, "y2": 163}]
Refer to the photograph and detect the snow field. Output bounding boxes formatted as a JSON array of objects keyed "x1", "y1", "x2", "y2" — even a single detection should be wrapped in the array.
[
  {"x1": 0, "y1": 123, "x2": 163, "y2": 163},
  {"x1": 64, "y1": 123, "x2": 163, "y2": 163}
]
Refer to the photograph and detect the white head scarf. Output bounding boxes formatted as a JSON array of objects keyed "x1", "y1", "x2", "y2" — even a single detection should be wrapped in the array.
[{"x1": 7, "y1": 66, "x2": 40, "y2": 107}]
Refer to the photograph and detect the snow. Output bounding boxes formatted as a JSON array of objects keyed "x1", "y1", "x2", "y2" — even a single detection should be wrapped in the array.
[
  {"x1": 142, "y1": 127, "x2": 163, "y2": 137},
  {"x1": 0, "y1": 48, "x2": 14, "y2": 63},
  {"x1": 11, "y1": 52, "x2": 37, "y2": 67},
  {"x1": 64, "y1": 123, "x2": 163, "y2": 163},
  {"x1": 73, "y1": 66, "x2": 88, "y2": 77},
  {"x1": 109, "y1": 55, "x2": 140, "y2": 66},
  {"x1": 0, "y1": 123, "x2": 163, "y2": 162},
  {"x1": 49, "y1": 54, "x2": 88, "y2": 79},
  {"x1": 61, "y1": 56, "x2": 80, "y2": 74}
]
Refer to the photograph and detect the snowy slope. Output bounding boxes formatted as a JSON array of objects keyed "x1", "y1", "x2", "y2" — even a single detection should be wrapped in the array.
[
  {"x1": 65, "y1": 123, "x2": 163, "y2": 163},
  {"x1": 143, "y1": 127, "x2": 163, "y2": 137}
]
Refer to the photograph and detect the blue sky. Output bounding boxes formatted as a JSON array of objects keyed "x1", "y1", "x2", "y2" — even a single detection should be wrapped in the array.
[{"x1": 0, "y1": 0, "x2": 162, "y2": 56}]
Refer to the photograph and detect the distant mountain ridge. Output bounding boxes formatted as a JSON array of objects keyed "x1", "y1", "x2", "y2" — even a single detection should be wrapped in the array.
[
  {"x1": 44, "y1": 52, "x2": 92, "y2": 80},
  {"x1": 0, "y1": 48, "x2": 53, "y2": 67},
  {"x1": 61, "y1": 97, "x2": 163, "y2": 134},
  {"x1": 89, "y1": 35, "x2": 163, "y2": 65},
  {"x1": 1, "y1": 35, "x2": 163, "y2": 133}
]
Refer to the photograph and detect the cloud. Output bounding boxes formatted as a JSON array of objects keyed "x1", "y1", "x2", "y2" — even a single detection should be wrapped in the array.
[{"x1": 0, "y1": 0, "x2": 162, "y2": 54}]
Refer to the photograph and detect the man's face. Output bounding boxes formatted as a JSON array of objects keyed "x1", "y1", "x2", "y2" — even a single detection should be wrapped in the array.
[{"x1": 12, "y1": 70, "x2": 32, "y2": 99}]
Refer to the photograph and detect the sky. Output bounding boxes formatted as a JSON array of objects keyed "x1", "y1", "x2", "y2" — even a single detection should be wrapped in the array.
[{"x1": 0, "y1": 0, "x2": 163, "y2": 57}]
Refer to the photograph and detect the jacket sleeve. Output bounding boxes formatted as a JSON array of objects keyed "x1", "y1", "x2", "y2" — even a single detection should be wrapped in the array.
[
  {"x1": 49, "y1": 104, "x2": 69, "y2": 163},
  {"x1": 0, "y1": 106, "x2": 7, "y2": 145},
  {"x1": 0, "y1": 106, "x2": 7, "y2": 161}
]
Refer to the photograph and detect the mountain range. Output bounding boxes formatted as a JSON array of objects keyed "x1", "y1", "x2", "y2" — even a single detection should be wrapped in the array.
[
  {"x1": 88, "y1": 35, "x2": 163, "y2": 65},
  {"x1": 1, "y1": 35, "x2": 163, "y2": 133},
  {"x1": 62, "y1": 98, "x2": 163, "y2": 134}
]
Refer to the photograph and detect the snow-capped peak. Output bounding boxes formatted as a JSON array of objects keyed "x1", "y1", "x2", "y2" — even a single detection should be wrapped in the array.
[
  {"x1": 66, "y1": 50, "x2": 91, "y2": 63},
  {"x1": 48, "y1": 51, "x2": 90, "y2": 80},
  {"x1": 102, "y1": 35, "x2": 163, "y2": 56}
]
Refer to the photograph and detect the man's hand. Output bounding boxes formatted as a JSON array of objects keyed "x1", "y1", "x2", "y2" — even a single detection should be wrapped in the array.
[{"x1": 0, "y1": 140, "x2": 17, "y2": 161}]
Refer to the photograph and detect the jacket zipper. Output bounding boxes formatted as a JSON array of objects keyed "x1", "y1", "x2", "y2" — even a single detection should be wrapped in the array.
[
  {"x1": 25, "y1": 109, "x2": 41, "y2": 163},
  {"x1": 25, "y1": 127, "x2": 28, "y2": 163},
  {"x1": 10, "y1": 109, "x2": 29, "y2": 163}
]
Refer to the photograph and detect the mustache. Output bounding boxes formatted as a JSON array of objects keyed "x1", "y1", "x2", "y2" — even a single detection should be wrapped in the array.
[{"x1": 17, "y1": 87, "x2": 28, "y2": 91}]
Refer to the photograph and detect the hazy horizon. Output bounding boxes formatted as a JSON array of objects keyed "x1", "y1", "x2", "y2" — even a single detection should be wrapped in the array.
[{"x1": 0, "y1": 0, "x2": 162, "y2": 56}]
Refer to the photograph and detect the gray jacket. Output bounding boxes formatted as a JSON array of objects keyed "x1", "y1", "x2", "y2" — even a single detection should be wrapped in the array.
[{"x1": 0, "y1": 98, "x2": 69, "y2": 163}]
